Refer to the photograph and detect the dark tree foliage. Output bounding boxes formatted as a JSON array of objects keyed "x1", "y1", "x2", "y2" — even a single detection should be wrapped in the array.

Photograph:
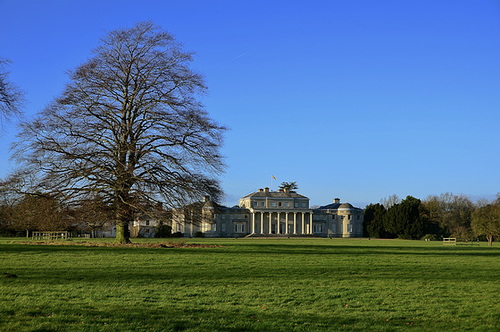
[
  {"x1": 155, "y1": 224, "x2": 172, "y2": 238},
  {"x1": 279, "y1": 181, "x2": 298, "y2": 191},
  {"x1": 384, "y1": 196, "x2": 427, "y2": 240},
  {"x1": 363, "y1": 203, "x2": 388, "y2": 238},
  {"x1": 0, "y1": 204, "x2": 14, "y2": 236},
  {"x1": 10, "y1": 22, "x2": 225, "y2": 243}
]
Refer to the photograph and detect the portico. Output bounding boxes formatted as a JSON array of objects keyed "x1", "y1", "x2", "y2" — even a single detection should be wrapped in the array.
[{"x1": 250, "y1": 210, "x2": 314, "y2": 235}]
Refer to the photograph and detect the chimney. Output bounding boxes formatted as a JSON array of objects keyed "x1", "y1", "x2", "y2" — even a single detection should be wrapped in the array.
[
  {"x1": 203, "y1": 195, "x2": 210, "y2": 202},
  {"x1": 264, "y1": 187, "x2": 269, "y2": 193},
  {"x1": 258, "y1": 188, "x2": 264, "y2": 192},
  {"x1": 334, "y1": 198, "x2": 340, "y2": 204}
]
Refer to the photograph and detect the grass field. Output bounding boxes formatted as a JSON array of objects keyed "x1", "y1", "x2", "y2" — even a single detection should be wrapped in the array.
[{"x1": 0, "y1": 237, "x2": 499, "y2": 331}]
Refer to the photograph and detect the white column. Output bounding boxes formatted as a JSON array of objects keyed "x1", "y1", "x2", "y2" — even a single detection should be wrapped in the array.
[
  {"x1": 293, "y1": 212, "x2": 297, "y2": 234},
  {"x1": 309, "y1": 212, "x2": 313, "y2": 234},
  {"x1": 277, "y1": 212, "x2": 281, "y2": 234},
  {"x1": 301, "y1": 213, "x2": 305, "y2": 235},
  {"x1": 260, "y1": 212, "x2": 264, "y2": 234},
  {"x1": 285, "y1": 213, "x2": 289, "y2": 234},
  {"x1": 269, "y1": 212, "x2": 272, "y2": 234},
  {"x1": 252, "y1": 213, "x2": 256, "y2": 234}
]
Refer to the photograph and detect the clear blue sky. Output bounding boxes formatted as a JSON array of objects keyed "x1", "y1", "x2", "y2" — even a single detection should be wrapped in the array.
[{"x1": 1, "y1": 0, "x2": 499, "y2": 208}]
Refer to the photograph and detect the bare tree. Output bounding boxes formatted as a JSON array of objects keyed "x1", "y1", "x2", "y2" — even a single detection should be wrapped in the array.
[
  {"x1": 11, "y1": 194, "x2": 67, "y2": 237},
  {"x1": 72, "y1": 195, "x2": 114, "y2": 238},
  {"x1": 0, "y1": 58, "x2": 23, "y2": 122},
  {"x1": 11, "y1": 22, "x2": 226, "y2": 243},
  {"x1": 380, "y1": 194, "x2": 400, "y2": 209},
  {"x1": 422, "y1": 193, "x2": 474, "y2": 238},
  {"x1": 471, "y1": 194, "x2": 500, "y2": 246}
]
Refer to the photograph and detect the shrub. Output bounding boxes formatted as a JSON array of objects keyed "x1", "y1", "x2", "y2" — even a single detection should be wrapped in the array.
[
  {"x1": 421, "y1": 234, "x2": 439, "y2": 241},
  {"x1": 155, "y1": 225, "x2": 172, "y2": 238}
]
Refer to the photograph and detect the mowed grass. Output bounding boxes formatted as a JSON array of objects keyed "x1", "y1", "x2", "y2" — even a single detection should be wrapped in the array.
[{"x1": 0, "y1": 238, "x2": 498, "y2": 331}]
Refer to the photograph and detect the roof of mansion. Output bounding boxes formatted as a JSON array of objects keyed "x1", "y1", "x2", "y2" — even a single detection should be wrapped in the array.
[
  {"x1": 317, "y1": 202, "x2": 362, "y2": 211},
  {"x1": 241, "y1": 189, "x2": 308, "y2": 199}
]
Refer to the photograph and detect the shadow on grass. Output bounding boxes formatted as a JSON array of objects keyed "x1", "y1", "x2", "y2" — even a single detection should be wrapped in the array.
[
  {"x1": 6, "y1": 297, "x2": 494, "y2": 332},
  {"x1": 2, "y1": 240, "x2": 499, "y2": 287},
  {"x1": 2, "y1": 241, "x2": 499, "y2": 256}
]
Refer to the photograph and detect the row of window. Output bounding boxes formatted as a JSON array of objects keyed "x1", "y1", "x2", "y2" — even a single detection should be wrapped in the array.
[
  {"x1": 202, "y1": 223, "x2": 217, "y2": 232},
  {"x1": 215, "y1": 213, "x2": 360, "y2": 221},
  {"x1": 298, "y1": 224, "x2": 359, "y2": 234},
  {"x1": 253, "y1": 201, "x2": 307, "y2": 208},
  {"x1": 202, "y1": 222, "x2": 359, "y2": 234},
  {"x1": 203, "y1": 223, "x2": 246, "y2": 233}
]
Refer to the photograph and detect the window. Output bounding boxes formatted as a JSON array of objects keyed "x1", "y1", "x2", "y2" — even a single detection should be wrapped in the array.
[
  {"x1": 332, "y1": 224, "x2": 337, "y2": 233},
  {"x1": 278, "y1": 202, "x2": 282, "y2": 207},
  {"x1": 235, "y1": 223, "x2": 245, "y2": 233},
  {"x1": 145, "y1": 220, "x2": 150, "y2": 226},
  {"x1": 272, "y1": 202, "x2": 276, "y2": 207},
  {"x1": 294, "y1": 202, "x2": 298, "y2": 208},
  {"x1": 285, "y1": 202, "x2": 289, "y2": 207},
  {"x1": 348, "y1": 215, "x2": 352, "y2": 220},
  {"x1": 347, "y1": 224, "x2": 353, "y2": 232},
  {"x1": 357, "y1": 215, "x2": 360, "y2": 220},
  {"x1": 254, "y1": 202, "x2": 258, "y2": 207},
  {"x1": 332, "y1": 215, "x2": 336, "y2": 220},
  {"x1": 261, "y1": 202, "x2": 265, "y2": 207},
  {"x1": 222, "y1": 224, "x2": 227, "y2": 232},
  {"x1": 313, "y1": 224, "x2": 323, "y2": 233},
  {"x1": 302, "y1": 203, "x2": 306, "y2": 208}
]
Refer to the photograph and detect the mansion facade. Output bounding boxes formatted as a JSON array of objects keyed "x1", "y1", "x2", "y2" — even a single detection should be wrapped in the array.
[{"x1": 172, "y1": 187, "x2": 364, "y2": 238}]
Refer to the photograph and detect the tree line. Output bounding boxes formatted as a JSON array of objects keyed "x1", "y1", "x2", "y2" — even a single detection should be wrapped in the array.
[
  {"x1": 0, "y1": 191, "x2": 113, "y2": 238},
  {"x1": 364, "y1": 193, "x2": 500, "y2": 246},
  {"x1": 0, "y1": 190, "x2": 173, "y2": 238}
]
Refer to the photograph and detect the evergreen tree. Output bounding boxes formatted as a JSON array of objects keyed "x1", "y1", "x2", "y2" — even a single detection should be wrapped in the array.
[
  {"x1": 364, "y1": 203, "x2": 387, "y2": 238},
  {"x1": 384, "y1": 196, "x2": 427, "y2": 239}
]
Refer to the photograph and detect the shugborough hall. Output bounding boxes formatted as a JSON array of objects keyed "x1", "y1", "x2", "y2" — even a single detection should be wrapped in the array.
[{"x1": 171, "y1": 187, "x2": 364, "y2": 238}]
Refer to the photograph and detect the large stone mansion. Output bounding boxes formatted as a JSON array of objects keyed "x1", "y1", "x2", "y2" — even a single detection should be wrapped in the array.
[{"x1": 171, "y1": 187, "x2": 364, "y2": 238}]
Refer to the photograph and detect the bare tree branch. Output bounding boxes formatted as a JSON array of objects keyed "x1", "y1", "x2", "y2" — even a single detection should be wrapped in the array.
[
  {"x1": 0, "y1": 58, "x2": 23, "y2": 122},
  {"x1": 11, "y1": 22, "x2": 226, "y2": 243}
]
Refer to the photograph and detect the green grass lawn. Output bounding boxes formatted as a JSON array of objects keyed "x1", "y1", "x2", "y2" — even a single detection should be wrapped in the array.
[{"x1": 0, "y1": 237, "x2": 498, "y2": 331}]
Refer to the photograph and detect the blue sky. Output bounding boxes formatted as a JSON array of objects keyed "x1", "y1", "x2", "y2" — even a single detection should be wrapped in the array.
[{"x1": 1, "y1": 0, "x2": 499, "y2": 208}]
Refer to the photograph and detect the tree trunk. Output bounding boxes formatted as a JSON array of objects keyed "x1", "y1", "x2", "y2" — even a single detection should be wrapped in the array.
[
  {"x1": 116, "y1": 220, "x2": 131, "y2": 244},
  {"x1": 487, "y1": 235, "x2": 493, "y2": 247}
]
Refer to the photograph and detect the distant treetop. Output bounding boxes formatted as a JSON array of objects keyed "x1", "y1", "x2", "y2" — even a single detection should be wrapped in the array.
[{"x1": 279, "y1": 181, "x2": 298, "y2": 191}]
